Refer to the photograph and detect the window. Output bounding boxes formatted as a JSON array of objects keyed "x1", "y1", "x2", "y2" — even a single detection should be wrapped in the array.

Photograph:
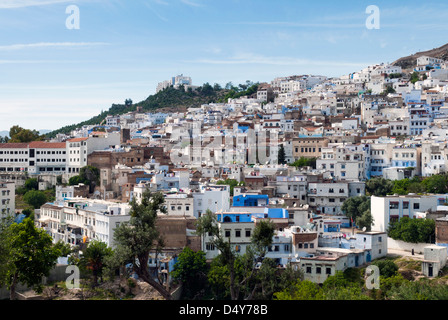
[
  {"x1": 235, "y1": 230, "x2": 241, "y2": 238},
  {"x1": 326, "y1": 267, "x2": 332, "y2": 275},
  {"x1": 389, "y1": 202, "x2": 399, "y2": 209},
  {"x1": 316, "y1": 266, "x2": 321, "y2": 274},
  {"x1": 413, "y1": 203, "x2": 420, "y2": 210},
  {"x1": 306, "y1": 266, "x2": 312, "y2": 274},
  {"x1": 403, "y1": 202, "x2": 409, "y2": 209},
  {"x1": 225, "y1": 230, "x2": 231, "y2": 237}
]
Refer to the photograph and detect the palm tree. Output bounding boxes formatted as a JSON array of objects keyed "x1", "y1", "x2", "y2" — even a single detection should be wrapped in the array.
[{"x1": 82, "y1": 240, "x2": 113, "y2": 286}]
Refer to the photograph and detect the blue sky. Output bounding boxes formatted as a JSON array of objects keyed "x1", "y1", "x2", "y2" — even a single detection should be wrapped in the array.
[{"x1": 1, "y1": 0, "x2": 448, "y2": 132}]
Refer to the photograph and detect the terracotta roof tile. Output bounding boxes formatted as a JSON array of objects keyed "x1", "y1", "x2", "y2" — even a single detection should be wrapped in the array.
[
  {"x1": 0, "y1": 143, "x2": 29, "y2": 149},
  {"x1": 68, "y1": 138, "x2": 89, "y2": 142},
  {"x1": 28, "y1": 141, "x2": 66, "y2": 149}
]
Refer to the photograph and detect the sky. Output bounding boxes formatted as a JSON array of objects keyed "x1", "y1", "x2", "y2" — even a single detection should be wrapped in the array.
[{"x1": 1, "y1": 0, "x2": 448, "y2": 132}]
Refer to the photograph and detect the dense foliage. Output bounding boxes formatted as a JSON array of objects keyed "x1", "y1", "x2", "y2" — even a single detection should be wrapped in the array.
[
  {"x1": 388, "y1": 216, "x2": 435, "y2": 243},
  {"x1": 0, "y1": 218, "x2": 62, "y2": 300},
  {"x1": 68, "y1": 165, "x2": 100, "y2": 193},
  {"x1": 289, "y1": 157, "x2": 317, "y2": 169},
  {"x1": 366, "y1": 174, "x2": 448, "y2": 196},
  {"x1": 341, "y1": 195, "x2": 373, "y2": 231}
]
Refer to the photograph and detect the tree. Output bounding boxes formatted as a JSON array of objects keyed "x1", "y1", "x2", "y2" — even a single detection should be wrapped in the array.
[
  {"x1": 366, "y1": 177, "x2": 393, "y2": 196},
  {"x1": 80, "y1": 240, "x2": 113, "y2": 286},
  {"x1": 371, "y1": 259, "x2": 399, "y2": 278},
  {"x1": 2, "y1": 218, "x2": 61, "y2": 300},
  {"x1": 171, "y1": 247, "x2": 207, "y2": 299},
  {"x1": 278, "y1": 144, "x2": 286, "y2": 165},
  {"x1": 23, "y1": 190, "x2": 48, "y2": 209},
  {"x1": 24, "y1": 178, "x2": 39, "y2": 191},
  {"x1": 69, "y1": 165, "x2": 100, "y2": 193},
  {"x1": 410, "y1": 71, "x2": 420, "y2": 84},
  {"x1": 391, "y1": 178, "x2": 412, "y2": 195},
  {"x1": 195, "y1": 210, "x2": 276, "y2": 300},
  {"x1": 388, "y1": 217, "x2": 435, "y2": 243},
  {"x1": 357, "y1": 209, "x2": 374, "y2": 231},
  {"x1": 422, "y1": 174, "x2": 448, "y2": 194},
  {"x1": 341, "y1": 196, "x2": 371, "y2": 227},
  {"x1": 216, "y1": 178, "x2": 244, "y2": 196},
  {"x1": 8, "y1": 125, "x2": 44, "y2": 143},
  {"x1": 274, "y1": 280, "x2": 324, "y2": 300},
  {"x1": 0, "y1": 215, "x2": 14, "y2": 290},
  {"x1": 290, "y1": 157, "x2": 316, "y2": 169},
  {"x1": 108, "y1": 190, "x2": 172, "y2": 300},
  {"x1": 388, "y1": 278, "x2": 448, "y2": 300}
]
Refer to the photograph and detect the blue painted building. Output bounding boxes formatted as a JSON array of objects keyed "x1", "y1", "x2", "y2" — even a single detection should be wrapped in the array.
[
  {"x1": 216, "y1": 207, "x2": 288, "y2": 223},
  {"x1": 233, "y1": 194, "x2": 269, "y2": 207}
]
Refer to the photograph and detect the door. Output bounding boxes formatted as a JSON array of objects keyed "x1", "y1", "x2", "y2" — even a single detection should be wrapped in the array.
[{"x1": 428, "y1": 264, "x2": 433, "y2": 277}]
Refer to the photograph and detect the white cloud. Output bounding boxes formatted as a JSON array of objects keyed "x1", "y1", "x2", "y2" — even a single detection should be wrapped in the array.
[
  {"x1": 180, "y1": 0, "x2": 202, "y2": 7},
  {"x1": 0, "y1": 0, "x2": 76, "y2": 9},
  {"x1": 227, "y1": 21, "x2": 364, "y2": 29},
  {"x1": 0, "y1": 42, "x2": 110, "y2": 51},
  {"x1": 187, "y1": 53, "x2": 371, "y2": 68}
]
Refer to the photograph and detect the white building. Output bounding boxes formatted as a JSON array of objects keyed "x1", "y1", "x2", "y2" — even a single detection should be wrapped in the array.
[
  {"x1": 317, "y1": 144, "x2": 367, "y2": 181},
  {"x1": 193, "y1": 184, "x2": 230, "y2": 218},
  {"x1": 67, "y1": 132, "x2": 120, "y2": 174},
  {"x1": 164, "y1": 193, "x2": 194, "y2": 217},
  {"x1": 421, "y1": 245, "x2": 447, "y2": 277},
  {"x1": 370, "y1": 195, "x2": 438, "y2": 232},
  {"x1": 0, "y1": 181, "x2": 15, "y2": 217},
  {"x1": 37, "y1": 199, "x2": 131, "y2": 248},
  {"x1": 417, "y1": 56, "x2": 445, "y2": 67},
  {"x1": 307, "y1": 181, "x2": 365, "y2": 216},
  {"x1": 0, "y1": 141, "x2": 67, "y2": 175}
]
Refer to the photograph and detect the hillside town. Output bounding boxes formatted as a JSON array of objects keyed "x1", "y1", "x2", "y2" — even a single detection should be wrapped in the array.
[{"x1": 2, "y1": 55, "x2": 448, "y2": 299}]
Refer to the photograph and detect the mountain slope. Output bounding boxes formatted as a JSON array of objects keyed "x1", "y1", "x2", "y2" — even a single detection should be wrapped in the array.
[
  {"x1": 392, "y1": 42, "x2": 448, "y2": 70},
  {"x1": 47, "y1": 82, "x2": 259, "y2": 138}
]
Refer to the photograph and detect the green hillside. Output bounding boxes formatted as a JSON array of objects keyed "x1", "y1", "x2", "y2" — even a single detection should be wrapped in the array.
[{"x1": 46, "y1": 82, "x2": 259, "y2": 138}]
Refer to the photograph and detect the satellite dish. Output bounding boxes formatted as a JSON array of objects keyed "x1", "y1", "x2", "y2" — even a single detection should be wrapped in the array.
[{"x1": 362, "y1": 227, "x2": 367, "y2": 231}]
